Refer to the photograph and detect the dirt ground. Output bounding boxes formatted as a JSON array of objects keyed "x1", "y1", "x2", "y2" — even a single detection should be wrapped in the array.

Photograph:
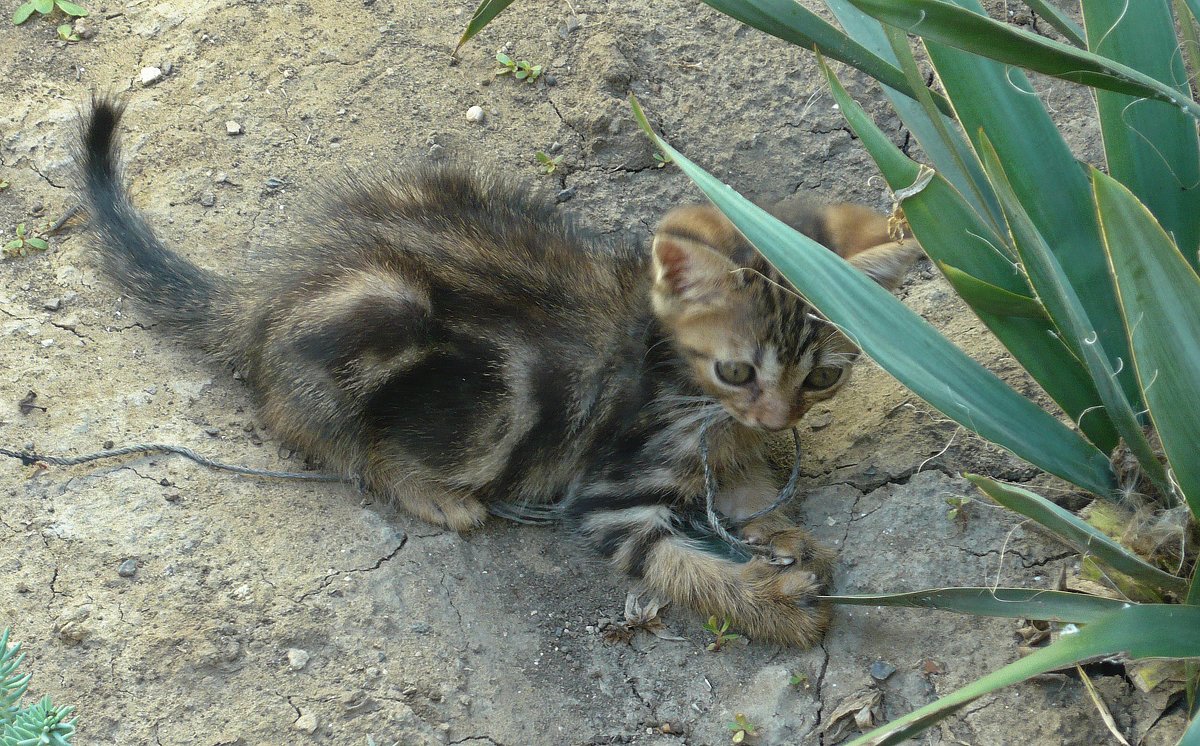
[{"x1": 0, "y1": 1, "x2": 1186, "y2": 744}]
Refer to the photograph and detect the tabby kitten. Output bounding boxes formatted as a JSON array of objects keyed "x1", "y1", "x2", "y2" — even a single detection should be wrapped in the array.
[{"x1": 77, "y1": 99, "x2": 920, "y2": 646}]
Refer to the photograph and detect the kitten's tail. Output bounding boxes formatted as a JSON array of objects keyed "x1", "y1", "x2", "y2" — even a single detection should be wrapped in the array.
[{"x1": 77, "y1": 97, "x2": 243, "y2": 363}]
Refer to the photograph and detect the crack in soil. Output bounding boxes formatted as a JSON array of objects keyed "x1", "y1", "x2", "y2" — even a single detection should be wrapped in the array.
[{"x1": 296, "y1": 535, "x2": 408, "y2": 602}]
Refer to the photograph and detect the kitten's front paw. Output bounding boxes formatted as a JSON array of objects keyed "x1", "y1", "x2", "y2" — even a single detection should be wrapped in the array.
[{"x1": 728, "y1": 523, "x2": 834, "y2": 646}]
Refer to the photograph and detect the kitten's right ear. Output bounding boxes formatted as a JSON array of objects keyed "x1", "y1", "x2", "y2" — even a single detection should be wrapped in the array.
[{"x1": 651, "y1": 233, "x2": 739, "y2": 304}]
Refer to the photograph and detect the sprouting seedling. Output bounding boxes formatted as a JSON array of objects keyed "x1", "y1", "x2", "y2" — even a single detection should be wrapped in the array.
[
  {"x1": 727, "y1": 713, "x2": 757, "y2": 743},
  {"x1": 495, "y1": 52, "x2": 543, "y2": 82},
  {"x1": 789, "y1": 672, "x2": 810, "y2": 689},
  {"x1": 653, "y1": 151, "x2": 674, "y2": 169},
  {"x1": 703, "y1": 615, "x2": 740, "y2": 651},
  {"x1": 534, "y1": 151, "x2": 563, "y2": 175},
  {"x1": 945, "y1": 495, "x2": 973, "y2": 526},
  {"x1": 13, "y1": 0, "x2": 88, "y2": 25},
  {"x1": 56, "y1": 23, "x2": 79, "y2": 40},
  {"x1": 0, "y1": 179, "x2": 9, "y2": 191},
  {"x1": 3, "y1": 223, "x2": 50, "y2": 258}
]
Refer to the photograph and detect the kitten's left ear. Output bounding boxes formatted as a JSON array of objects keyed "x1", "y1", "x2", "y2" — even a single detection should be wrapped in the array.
[{"x1": 845, "y1": 240, "x2": 925, "y2": 290}]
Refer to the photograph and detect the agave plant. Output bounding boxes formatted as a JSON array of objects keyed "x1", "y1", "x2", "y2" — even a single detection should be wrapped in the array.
[{"x1": 460, "y1": 0, "x2": 1200, "y2": 741}]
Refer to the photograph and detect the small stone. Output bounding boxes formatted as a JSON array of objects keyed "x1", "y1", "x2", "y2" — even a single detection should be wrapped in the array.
[
  {"x1": 40, "y1": 339, "x2": 55, "y2": 348},
  {"x1": 555, "y1": 187, "x2": 576, "y2": 203},
  {"x1": 214, "y1": 172, "x2": 229, "y2": 184},
  {"x1": 264, "y1": 177, "x2": 285, "y2": 189},
  {"x1": 428, "y1": 143, "x2": 446, "y2": 159},
  {"x1": 548, "y1": 141, "x2": 562, "y2": 153},
  {"x1": 30, "y1": 200, "x2": 44, "y2": 216},
  {"x1": 73, "y1": 19, "x2": 95, "y2": 38},
  {"x1": 293, "y1": 710, "x2": 318, "y2": 734},
  {"x1": 139, "y1": 66, "x2": 163, "y2": 86},
  {"x1": 199, "y1": 192, "x2": 215, "y2": 207},
  {"x1": 161, "y1": 61, "x2": 174, "y2": 76},
  {"x1": 465, "y1": 105, "x2": 485, "y2": 124},
  {"x1": 286, "y1": 648, "x2": 310, "y2": 670},
  {"x1": 807, "y1": 411, "x2": 833, "y2": 430},
  {"x1": 869, "y1": 659, "x2": 897, "y2": 681},
  {"x1": 544, "y1": 73, "x2": 558, "y2": 86},
  {"x1": 117, "y1": 559, "x2": 137, "y2": 577},
  {"x1": 225, "y1": 120, "x2": 244, "y2": 136},
  {"x1": 43, "y1": 298, "x2": 61, "y2": 311}
]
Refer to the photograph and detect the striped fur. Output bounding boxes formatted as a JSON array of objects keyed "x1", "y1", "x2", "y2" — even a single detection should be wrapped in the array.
[{"x1": 75, "y1": 99, "x2": 921, "y2": 645}]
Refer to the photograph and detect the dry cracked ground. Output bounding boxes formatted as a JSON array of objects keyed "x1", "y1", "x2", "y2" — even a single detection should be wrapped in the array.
[{"x1": 0, "y1": 0, "x2": 1187, "y2": 744}]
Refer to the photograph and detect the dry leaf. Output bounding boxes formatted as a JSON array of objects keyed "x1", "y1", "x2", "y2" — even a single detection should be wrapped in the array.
[
  {"x1": 821, "y1": 688, "x2": 882, "y2": 736},
  {"x1": 621, "y1": 591, "x2": 686, "y2": 641}
]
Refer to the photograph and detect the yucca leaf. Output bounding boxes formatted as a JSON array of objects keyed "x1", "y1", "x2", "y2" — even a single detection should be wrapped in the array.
[
  {"x1": 916, "y1": 0, "x2": 1142, "y2": 416},
  {"x1": 825, "y1": 59, "x2": 1120, "y2": 453},
  {"x1": 1082, "y1": 0, "x2": 1200, "y2": 270},
  {"x1": 455, "y1": 0, "x2": 518, "y2": 54},
  {"x1": 846, "y1": 0, "x2": 1200, "y2": 118},
  {"x1": 1181, "y1": 711, "x2": 1200, "y2": 746},
  {"x1": 821, "y1": 587, "x2": 1127, "y2": 622},
  {"x1": 697, "y1": 0, "x2": 954, "y2": 116},
  {"x1": 1021, "y1": 0, "x2": 1086, "y2": 47},
  {"x1": 630, "y1": 94, "x2": 1115, "y2": 497},
  {"x1": 968, "y1": 475, "x2": 1188, "y2": 595},
  {"x1": 937, "y1": 264, "x2": 1046, "y2": 319},
  {"x1": 822, "y1": 0, "x2": 1002, "y2": 229},
  {"x1": 976, "y1": 135, "x2": 1169, "y2": 495},
  {"x1": 846, "y1": 604, "x2": 1200, "y2": 745},
  {"x1": 1094, "y1": 170, "x2": 1200, "y2": 518}
]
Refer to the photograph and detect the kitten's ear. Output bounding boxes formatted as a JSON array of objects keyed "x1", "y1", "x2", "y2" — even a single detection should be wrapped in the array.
[
  {"x1": 845, "y1": 240, "x2": 924, "y2": 290},
  {"x1": 651, "y1": 233, "x2": 740, "y2": 302}
]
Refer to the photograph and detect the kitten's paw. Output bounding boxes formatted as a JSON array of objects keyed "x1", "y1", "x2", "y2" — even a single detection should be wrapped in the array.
[
  {"x1": 740, "y1": 521, "x2": 835, "y2": 580},
  {"x1": 735, "y1": 549, "x2": 832, "y2": 646},
  {"x1": 401, "y1": 492, "x2": 488, "y2": 532}
]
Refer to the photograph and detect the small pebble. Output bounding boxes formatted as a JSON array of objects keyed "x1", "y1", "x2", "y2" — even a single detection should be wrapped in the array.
[
  {"x1": 30, "y1": 200, "x2": 44, "y2": 216},
  {"x1": 465, "y1": 105, "x2": 485, "y2": 124},
  {"x1": 548, "y1": 141, "x2": 562, "y2": 153},
  {"x1": 139, "y1": 66, "x2": 163, "y2": 86},
  {"x1": 161, "y1": 61, "x2": 174, "y2": 76},
  {"x1": 869, "y1": 660, "x2": 897, "y2": 681},
  {"x1": 293, "y1": 710, "x2": 318, "y2": 734},
  {"x1": 199, "y1": 193, "x2": 215, "y2": 208},
  {"x1": 286, "y1": 648, "x2": 310, "y2": 670},
  {"x1": 264, "y1": 177, "x2": 285, "y2": 189},
  {"x1": 225, "y1": 120, "x2": 244, "y2": 136},
  {"x1": 117, "y1": 559, "x2": 137, "y2": 577},
  {"x1": 544, "y1": 73, "x2": 558, "y2": 86},
  {"x1": 73, "y1": 19, "x2": 95, "y2": 38},
  {"x1": 214, "y1": 172, "x2": 229, "y2": 184},
  {"x1": 43, "y1": 298, "x2": 62, "y2": 311},
  {"x1": 428, "y1": 143, "x2": 446, "y2": 159},
  {"x1": 40, "y1": 339, "x2": 55, "y2": 348},
  {"x1": 555, "y1": 187, "x2": 577, "y2": 203}
]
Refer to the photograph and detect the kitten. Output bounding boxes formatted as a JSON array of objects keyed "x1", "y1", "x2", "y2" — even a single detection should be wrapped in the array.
[{"x1": 76, "y1": 98, "x2": 920, "y2": 646}]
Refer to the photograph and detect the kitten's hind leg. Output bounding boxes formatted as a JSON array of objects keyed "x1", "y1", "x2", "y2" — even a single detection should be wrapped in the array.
[{"x1": 363, "y1": 458, "x2": 488, "y2": 532}]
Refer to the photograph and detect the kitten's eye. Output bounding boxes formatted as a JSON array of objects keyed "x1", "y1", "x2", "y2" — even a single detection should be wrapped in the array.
[
  {"x1": 804, "y1": 366, "x2": 843, "y2": 390},
  {"x1": 714, "y1": 361, "x2": 756, "y2": 386}
]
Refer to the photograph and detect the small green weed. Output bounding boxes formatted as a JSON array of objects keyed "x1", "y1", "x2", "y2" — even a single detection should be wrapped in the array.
[
  {"x1": 1, "y1": 628, "x2": 76, "y2": 745},
  {"x1": 0, "y1": 179, "x2": 9, "y2": 191},
  {"x1": 13, "y1": 0, "x2": 88, "y2": 25},
  {"x1": 726, "y1": 713, "x2": 757, "y2": 743},
  {"x1": 789, "y1": 672, "x2": 810, "y2": 689},
  {"x1": 4, "y1": 223, "x2": 49, "y2": 258},
  {"x1": 534, "y1": 151, "x2": 562, "y2": 175},
  {"x1": 56, "y1": 22, "x2": 79, "y2": 40},
  {"x1": 944, "y1": 495, "x2": 973, "y2": 526},
  {"x1": 495, "y1": 52, "x2": 542, "y2": 82},
  {"x1": 653, "y1": 151, "x2": 673, "y2": 169},
  {"x1": 703, "y1": 615, "x2": 740, "y2": 652}
]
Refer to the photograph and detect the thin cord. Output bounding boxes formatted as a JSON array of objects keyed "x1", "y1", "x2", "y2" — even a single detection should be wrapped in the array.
[
  {"x1": 698, "y1": 413, "x2": 802, "y2": 555},
  {"x1": 0, "y1": 444, "x2": 344, "y2": 482}
]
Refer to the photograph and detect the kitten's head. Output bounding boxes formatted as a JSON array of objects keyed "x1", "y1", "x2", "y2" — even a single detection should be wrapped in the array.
[{"x1": 650, "y1": 202, "x2": 921, "y2": 432}]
